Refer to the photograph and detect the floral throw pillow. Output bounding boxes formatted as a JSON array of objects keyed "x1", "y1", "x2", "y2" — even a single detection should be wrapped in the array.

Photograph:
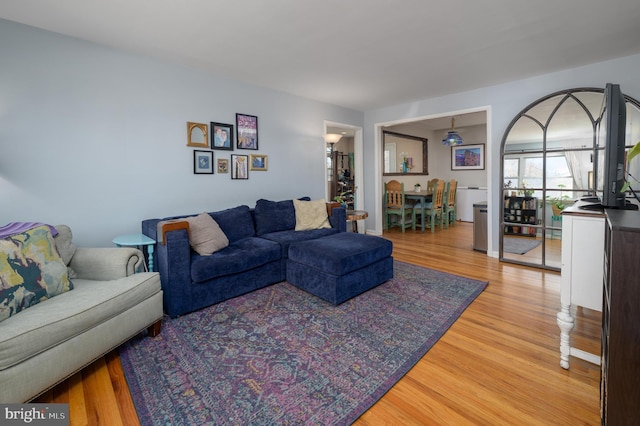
[{"x1": 0, "y1": 225, "x2": 73, "y2": 322}]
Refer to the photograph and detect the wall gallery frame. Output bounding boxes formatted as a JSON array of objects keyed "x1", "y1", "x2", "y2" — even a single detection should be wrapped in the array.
[
  {"x1": 217, "y1": 158, "x2": 229, "y2": 174},
  {"x1": 236, "y1": 113, "x2": 258, "y2": 150},
  {"x1": 187, "y1": 122, "x2": 209, "y2": 148},
  {"x1": 194, "y1": 150, "x2": 214, "y2": 174},
  {"x1": 249, "y1": 154, "x2": 268, "y2": 171},
  {"x1": 231, "y1": 154, "x2": 249, "y2": 179},
  {"x1": 451, "y1": 144, "x2": 485, "y2": 170},
  {"x1": 210, "y1": 122, "x2": 234, "y2": 150}
]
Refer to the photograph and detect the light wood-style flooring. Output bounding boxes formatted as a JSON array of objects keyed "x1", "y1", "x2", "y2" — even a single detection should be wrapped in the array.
[{"x1": 35, "y1": 222, "x2": 601, "y2": 425}]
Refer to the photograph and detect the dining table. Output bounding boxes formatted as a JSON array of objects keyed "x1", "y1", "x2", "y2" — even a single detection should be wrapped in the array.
[{"x1": 404, "y1": 190, "x2": 433, "y2": 232}]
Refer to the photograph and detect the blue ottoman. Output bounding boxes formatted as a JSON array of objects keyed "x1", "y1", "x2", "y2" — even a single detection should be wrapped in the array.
[{"x1": 286, "y1": 233, "x2": 393, "y2": 304}]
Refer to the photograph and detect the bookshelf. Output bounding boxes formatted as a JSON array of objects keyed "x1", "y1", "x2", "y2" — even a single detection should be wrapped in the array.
[{"x1": 503, "y1": 196, "x2": 537, "y2": 236}]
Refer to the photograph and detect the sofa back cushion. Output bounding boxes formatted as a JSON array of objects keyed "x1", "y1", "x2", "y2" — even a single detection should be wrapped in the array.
[
  {"x1": 210, "y1": 205, "x2": 255, "y2": 243},
  {"x1": 254, "y1": 199, "x2": 296, "y2": 236},
  {"x1": 254, "y1": 198, "x2": 311, "y2": 236},
  {"x1": 0, "y1": 225, "x2": 73, "y2": 322}
]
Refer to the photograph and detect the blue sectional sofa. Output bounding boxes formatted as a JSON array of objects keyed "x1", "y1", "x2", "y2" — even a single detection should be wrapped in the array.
[{"x1": 142, "y1": 199, "x2": 346, "y2": 317}]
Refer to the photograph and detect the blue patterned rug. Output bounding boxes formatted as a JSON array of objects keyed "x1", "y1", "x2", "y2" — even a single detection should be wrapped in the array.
[{"x1": 120, "y1": 260, "x2": 487, "y2": 425}]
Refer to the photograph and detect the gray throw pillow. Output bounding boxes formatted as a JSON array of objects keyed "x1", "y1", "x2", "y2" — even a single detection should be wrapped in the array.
[
  {"x1": 185, "y1": 213, "x2": 229, "y2": 255},
  {"x1": 53, "y1": 225, "x2": 77, "y2": 265}
]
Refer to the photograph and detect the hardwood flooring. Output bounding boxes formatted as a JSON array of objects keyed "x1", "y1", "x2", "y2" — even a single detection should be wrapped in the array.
[{"x1": 35, "y1": 222, "x2": 601, "y2": 425}]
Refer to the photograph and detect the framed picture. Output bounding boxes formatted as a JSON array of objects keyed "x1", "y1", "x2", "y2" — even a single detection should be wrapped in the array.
[
  {"x1": 451, "y1": 144, "x2": 485, "y2": 170},
  {"x1": 249, "y1": 154, "x2": 268, "y2": 171},
  {"x1": 187, "y1": 122, "x2": 208, "y2": 147},
  {"x1": 231, "y1": 154, "x2": 249, "y2": 179},
  {"x1": 217, "y1": 158, "x2": 229, "y2": 174},
  {"x1": 210, "y1": 122, "x2": 234, "y2": 150},
  {"x1": 194, "y1": 150, "x2": 214, "y2": 174},
  {"x1": 236, "y1": 113, "x2": 258, "y2": 150}
]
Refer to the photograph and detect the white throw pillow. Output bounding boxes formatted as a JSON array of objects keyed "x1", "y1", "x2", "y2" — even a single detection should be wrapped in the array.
[
  {"x1": 185, "y1": 213, "x2": 229, "y2": 255},
  {"x1": 293, "y1": 199, "x2": 331, "y2": 231}
]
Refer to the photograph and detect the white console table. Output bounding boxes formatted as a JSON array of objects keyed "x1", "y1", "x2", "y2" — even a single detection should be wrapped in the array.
[{"x1": 557, "y1": 202, "x2": 604, "y2": 369}]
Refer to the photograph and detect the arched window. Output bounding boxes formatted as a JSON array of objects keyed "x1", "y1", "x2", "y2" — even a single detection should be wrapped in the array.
[{"x1": 500, "y1": 88, "x2": 640, "y2": 269}]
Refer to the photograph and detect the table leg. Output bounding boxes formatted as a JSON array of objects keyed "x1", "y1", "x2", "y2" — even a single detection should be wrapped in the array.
[
  {"x1": 147, "y1": 245, "x2": 154, "y2": 272},
  {"x1": 557, "y1": 304, "x2": 575, "y2": 369}
]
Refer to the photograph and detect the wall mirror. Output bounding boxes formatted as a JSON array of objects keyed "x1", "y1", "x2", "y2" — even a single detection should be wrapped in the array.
[
  {"x1": 187, "y1": 122, "x2": 209, "y2": 147},
  {"x1": 382, "y1": 131, "x2": 428, "y2": 175},
  {"x1": 500, "y1": 87, "x2": 640, "y2": 271}
]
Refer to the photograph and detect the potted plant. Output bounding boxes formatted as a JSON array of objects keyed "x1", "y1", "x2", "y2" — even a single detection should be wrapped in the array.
[
  {"x1": 621, "y1": 141, "x2": 640, "y2": 193},
  {"x1": 546, "y1": 184, "x2": 571, "y2": 216},
  {"x1": 333, "y1": 190, "x2": 353, "y2": 208},
  {"x1": 414, "y1": 183, "x2": 421, "y2": 192},
  {"x1": 520, "y1": 180, "x2": 534, "y2": 197}
]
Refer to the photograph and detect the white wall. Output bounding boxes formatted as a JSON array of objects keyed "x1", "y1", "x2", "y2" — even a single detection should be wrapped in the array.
[
  {"x1": 364, "y1": 53, "x2": 640, "y2": 254},
  {"x1": 0, "y1": 20, "x2": 363, "y2": 246}
]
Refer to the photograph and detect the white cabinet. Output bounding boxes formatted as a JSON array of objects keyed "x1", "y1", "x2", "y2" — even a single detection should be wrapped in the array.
[
  {"x1": 557, "y1": 203, "x2": 604, "y2": 369},
  {"x1": 456, "y1": 187, "x2": 487, "y2": 222}
]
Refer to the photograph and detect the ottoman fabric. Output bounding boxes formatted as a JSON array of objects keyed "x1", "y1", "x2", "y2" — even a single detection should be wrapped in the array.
[
  {"x1": 286, "y1": 233, "x2": 393, "y2": 305},
  {"x1": 287, "y1": 257, "x2": 393, "y2": 305},
  {"x1": 287, "y1": 233, "x2": 392, "y2": 276}
]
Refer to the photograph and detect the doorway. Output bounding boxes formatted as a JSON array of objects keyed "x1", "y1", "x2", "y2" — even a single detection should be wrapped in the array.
[
  {"x1": 324, "y1": 121, "x2": 364, "y2": 210},
  {"x1": 373, "y1": 107, "x2": 492, "y2": 252}
]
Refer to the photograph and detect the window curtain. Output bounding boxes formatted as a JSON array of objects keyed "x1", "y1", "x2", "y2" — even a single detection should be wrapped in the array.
[{"x1": 564, "y1": 151, "x2": 591, "y2": 190}]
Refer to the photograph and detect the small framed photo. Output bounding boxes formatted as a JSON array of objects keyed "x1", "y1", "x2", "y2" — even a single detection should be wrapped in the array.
[
  {"x1": 194, "y1": 150, "x2": 213, "y2": 174},
  {"x1": 187, "y1": 122, "x2": 208, "y2": 147},
  {"x1": 231, "y1": 154, "x2": 249, "y2": 179},
  {"x1": 217, "y1": 158, "x2": 229, "y2": 174},
  {"x1": 236, "y1": 113, "x2": 258, "y2": 150},
  {"x1": 249, "y1": 154, "x2": 268, "y2": 171},
  {"x1": 210, "y1": 122, "x2": 234, "y2": 150},
  {"x1": 451, "y1": 144, "x2": 485, "y2": 170}
]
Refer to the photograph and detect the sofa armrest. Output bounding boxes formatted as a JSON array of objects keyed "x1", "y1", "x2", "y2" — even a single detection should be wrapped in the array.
[
  {"x1": 154, "y1": 228, "x2": 193, "y2": 317},
  {"x1": 329, "y1": 205, "x2": 347, "y2": 232},
  {"x1": 69, "y1": 247, "x2": 142, "y2": 280}
]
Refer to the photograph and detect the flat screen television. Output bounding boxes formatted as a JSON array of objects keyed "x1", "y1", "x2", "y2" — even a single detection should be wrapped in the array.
[
  {"x1": 584, "y1": 83, "x2": 637, "y2": 211},
  {"x1": 600, "y1": 82, "x2": 627, "y2": 209}
]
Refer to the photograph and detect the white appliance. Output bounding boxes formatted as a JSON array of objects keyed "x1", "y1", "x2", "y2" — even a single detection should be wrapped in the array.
[{"x1": 457, "y1": 187, "x2": 488, "y2": 222}]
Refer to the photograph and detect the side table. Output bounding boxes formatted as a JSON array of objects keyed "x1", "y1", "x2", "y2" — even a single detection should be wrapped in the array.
[
  {"x1": 112, "y1": 233, "x2": 156, "y2": 272},
  {"x1": 345, "y1": 210, "x2": 368, "y2": 233}
]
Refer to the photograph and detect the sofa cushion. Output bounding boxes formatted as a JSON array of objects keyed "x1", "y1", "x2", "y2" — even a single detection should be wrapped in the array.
[
  {"x1": 260, "y1": 228, "x2": 340, "y2": 258},
  {"x1": 254, "y1": 198, "x2": 312, "y2": 236},
  {"x1": 0, "y1": 225, "x2": 73, "y2": 323},
  {"x1": 288, "y1": 233, "x2": 393, "y2": 276},
  {"x1": 190, "y1": 237, "x2": 281, "y2": 283},
  {"x1": 293, "y1": 199, "x2": 331, "y2": 231},
  {"x1": 0, "y1": 272, "x2": 160, "y2": 370},
  {"x1": 254, "y1": 199, "x2": 296, "y2": 236},
  {"x1": 210, "y1": 205, "x2": 255, "y2": 243},
  {"x1": 185, "y1": 213, "x2": 229, "y2": 255}
]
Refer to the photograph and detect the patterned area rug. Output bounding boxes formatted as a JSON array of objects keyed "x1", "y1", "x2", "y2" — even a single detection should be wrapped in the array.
[
  {"x1": 120, "y1": 260, "x2": 487, "y2": 425},
  {"x1": 503, "y1": 237, "x2": 542, "y2": 254}
]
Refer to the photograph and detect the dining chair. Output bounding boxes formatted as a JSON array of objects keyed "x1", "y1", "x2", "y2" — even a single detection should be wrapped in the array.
[
  {"x1": 412, "y1": 179, "x2": 445, "y2": 232},
  {"x1": 384, "y1": 180, "x2": 414, "y2": 233},
  {"x1": 443, "y1": 178, "x2": 457, "y2": 227},
  {"x1": 413, "y1": 178, "x2": 439, "y2": 231},
  {"x1": 442, "y1": 180, "x2": 450, "y2": 228}
]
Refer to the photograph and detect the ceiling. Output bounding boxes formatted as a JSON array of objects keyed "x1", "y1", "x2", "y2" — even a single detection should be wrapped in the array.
[{"x1": 2, "y1": 1, "x2": 640, "y2": 112}]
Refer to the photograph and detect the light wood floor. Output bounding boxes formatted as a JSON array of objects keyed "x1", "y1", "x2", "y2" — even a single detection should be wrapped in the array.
[{"x1": 35, "y1": 222, "x2": 601, "y2": 425}]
